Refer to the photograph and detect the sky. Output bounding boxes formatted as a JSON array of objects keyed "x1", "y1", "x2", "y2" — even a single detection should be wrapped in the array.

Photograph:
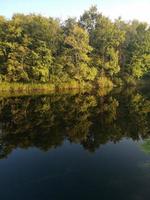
[{"x1": 0, "y1": 0, "x2": 150, "y2": 23}]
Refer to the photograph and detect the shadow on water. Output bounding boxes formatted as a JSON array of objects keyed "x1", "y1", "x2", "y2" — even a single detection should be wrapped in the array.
[{"x1": 0, "y1": 86, "x2": 150, "y2": 158}]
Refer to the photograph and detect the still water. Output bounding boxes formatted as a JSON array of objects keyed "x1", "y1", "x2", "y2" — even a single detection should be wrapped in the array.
[{"x1": 0, "y1": 87, "x2": 150, "y2": 200}]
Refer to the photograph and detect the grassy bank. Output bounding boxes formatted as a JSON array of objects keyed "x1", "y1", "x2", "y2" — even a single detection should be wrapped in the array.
[
  {"x1": 0, "y1": 81, "x2": 93, "y2": 95},
  {"x1": 0, "y1": 82, "x2": 55, "y2": 93}
]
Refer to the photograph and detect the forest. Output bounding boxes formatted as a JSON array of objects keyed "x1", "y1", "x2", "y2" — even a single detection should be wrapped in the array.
[{"x1": 0, "y1": 6, "x2": 150, "y2": 90}]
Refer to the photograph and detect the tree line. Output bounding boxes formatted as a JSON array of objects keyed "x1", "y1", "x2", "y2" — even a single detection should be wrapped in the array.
[{"x1": 0, "y1": 6, "x2": 150, "y2": 87}]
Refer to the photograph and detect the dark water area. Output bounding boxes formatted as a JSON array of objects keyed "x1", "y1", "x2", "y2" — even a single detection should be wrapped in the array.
[{"x1": 0, "y1": 87, "x2": 150, "y2": 200}]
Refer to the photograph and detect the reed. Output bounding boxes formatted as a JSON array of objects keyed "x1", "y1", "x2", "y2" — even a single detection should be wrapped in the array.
[{"x1": 0, "y1": 82, "x2": 55, "y2": 93}]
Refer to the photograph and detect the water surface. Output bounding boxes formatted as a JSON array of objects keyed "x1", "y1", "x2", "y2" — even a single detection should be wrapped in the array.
[{"x1": 0, "y1": 87, "x2": 150, "y2": 200}]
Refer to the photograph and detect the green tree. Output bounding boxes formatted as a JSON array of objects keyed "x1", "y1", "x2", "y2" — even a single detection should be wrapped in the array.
[
  {"x1": 58, "y1": 22, "x2": 97, "y2": 83},
  {"x1": 80, "y1": 7, "x2": 125, "y2": 79}
]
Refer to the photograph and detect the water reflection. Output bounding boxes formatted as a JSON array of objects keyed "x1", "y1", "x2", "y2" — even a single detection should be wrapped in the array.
[{"x1": 0, "y1": 87, "x2": 150, "y2": 158}]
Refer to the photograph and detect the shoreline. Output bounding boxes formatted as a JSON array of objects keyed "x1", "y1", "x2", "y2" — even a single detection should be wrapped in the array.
[{"x1": 0, "y1": 82, "x2": 93, "y2": 94}]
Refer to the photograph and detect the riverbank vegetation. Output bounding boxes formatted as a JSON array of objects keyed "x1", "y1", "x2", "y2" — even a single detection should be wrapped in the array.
[
  {"x1": 0, "y1": 6, "x2": 150, "y2": 90},
  {"x1": 0, "y1": 81, "x2": 90, "y2": 93}
]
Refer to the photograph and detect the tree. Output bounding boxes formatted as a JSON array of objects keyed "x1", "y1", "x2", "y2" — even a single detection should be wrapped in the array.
[
  {"x1": 121, "y1": 21, "x2": 150, "y2": 79},
  {"x1": 80, "y1": 7, "x2": 125, "y2": 79},
  {"x1": 79, "y1": 5, "x2": 100, "y2": 33},
  {"x1": 57, "y1": 22, "x2": 97, "y2": 83},
  {"x1": 0, "y1": 7, "x2": 150, "y2": 86}
]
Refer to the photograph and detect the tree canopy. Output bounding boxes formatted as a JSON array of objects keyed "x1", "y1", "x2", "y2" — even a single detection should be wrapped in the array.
[{"x1": 0, "y1": 6, "x2": 150, "y2": 86}]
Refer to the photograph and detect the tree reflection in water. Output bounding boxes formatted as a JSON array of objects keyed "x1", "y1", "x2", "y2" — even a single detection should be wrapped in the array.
[{"x1": 0, "y1": 86, "x2": 150, "y2": 158}]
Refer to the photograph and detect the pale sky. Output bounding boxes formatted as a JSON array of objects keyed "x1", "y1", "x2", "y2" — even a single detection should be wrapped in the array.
[{"x1": 0, "y1": 0, "x2": 150, "y2": 23}]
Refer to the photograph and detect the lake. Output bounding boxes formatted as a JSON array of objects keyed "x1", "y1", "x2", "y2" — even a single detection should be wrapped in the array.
[{"x1": 0, "y1": 86, "x2": 150, "y2": 200}]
